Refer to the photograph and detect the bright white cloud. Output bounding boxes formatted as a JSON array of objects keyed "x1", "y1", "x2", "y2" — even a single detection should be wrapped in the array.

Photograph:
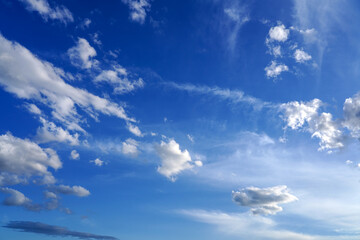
[
  {"x1": 271, "y1": 46, "x2": 282, "y2": 57},
  {"x1": 35, "y1": 117, "x2": 80, "y2": 145},
  {"x1": 343, "y1": 92, "x2": 360, "y2": 137},
  {"x1": 0, "y1": 133, "x2": 60, "y2": 186},
  {"x1": 268, "y1": 24, "x2": 289, "y2": 42},
  {"x1": 52, "y1": 185, "x2": 90, "y2": 197},
  {"x1": 67, "y1": 38, "x2": 97, "y2": 69},
  {"x1": 19, "y1": 0, "x2": 73, "y2": 23},
  {"x1": 232, "y1": 185, "x2": 298, "y2": 215},
  {"x1": 90, "y1": 158, "x2": 104, "y2": 167},
  {"x1": 25, "y1": 103, "x2": 42, "y2": 115},
  {"x1": 122, "y1": 0, "x2": 151, "y2": 24},
  {"x1": 95, "y1": 65, "x2": 144, "y2": 94},
  {"x1": 156, "y1": 139, "x2": 202, "y2": 181},
  {"x1": 127, "y1": 122, "x2": 143, "y2": 137},
  {"x1": 294, "y1": 49, "x2": 312, "y2": 62},
  {"x1": 70, "y1": 150, "x2": 79, "y2": 160},
  {"x1": 281, "y1": 99, "x2": 344, "y2": 151},
  {"x1": 0, "y1": 34, "x2": 133, "y2": 132},
  {"x1": 265, "y1": 61, "x2": 289, "y2": 78},
  {"x1": 122, "y1": 138, "x2": 139, "y2": 156}
]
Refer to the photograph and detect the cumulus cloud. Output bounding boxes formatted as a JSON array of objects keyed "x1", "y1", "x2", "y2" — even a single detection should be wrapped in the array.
[
  {"x1": 232, "y1": 185, "x2": 298, "y2": 215},
  {"x1": 0, "y1": 187, "x2": 41, "y2": 211},
  {"x1": 156, "y1": 139, "x2": 202, "y2": 181},
  {"x1": 4, "y1": 221, "x2": 118, "y2": 240},
  {"x1": 35, "y1": 117, "x2": 80, "y2": 145},
  {"x1": 90, "y1": 158, "x2": 104, "y2": 167},
  {"x1": 67, "y1": 38, "x2": 97, "y2": 69},
  {"x1": 294, "y1": 49, "x2": 312, "y2": 63},
  {"x1": 51, "y1": 185, "x2": 90, "y2": 197},
  {"x1": 122, "y1": 0, "x2": 151, "y2": 24},
  {"x1": 0, "y1": 133, "x2": 60, "y2": 186},
  {"x1": 342, "y1": 92, "x2": 360, "y2": 137},
  {"x1": 70, "y1": 150, "x2": 80, "y2": 160},
  {"x1": 0, "y1": 34, "x2": 133, "y2": 132},
  {"x1": 265, "y1": 61, "x2": 289, "y2": 78},
  {"x1": 122, "y1": 138, "x2": 139, "y2": 156},
  {"x1": 18, "y1": 0, "x2": 73, "y2": 23},
  {"x1": 281, "y1": 99, "x2": 344, "y2": 151},
  {"x1": 95, "y1": 65, "x2": 144, "y2": 94},
  {"x1": 268, "y1": 24, "x2": 289, "y2": 42}
]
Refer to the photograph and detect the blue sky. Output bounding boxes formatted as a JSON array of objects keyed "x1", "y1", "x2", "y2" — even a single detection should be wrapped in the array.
[{"x1": 1, "y1": 0, "x2": 360, "y2": 239}]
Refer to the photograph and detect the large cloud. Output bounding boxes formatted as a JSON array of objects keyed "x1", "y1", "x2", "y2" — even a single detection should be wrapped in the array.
[
  {"x1": 18, "y1": 0, "x2": 73, "y2": 23},
  {"x1": 232, "y1": 185, "x2": 298, "y2": 215},
  {"x1": 156, "y1": 139, "x2": 202, "y2": 181},
  {"x1": 0, "y1": 133, "x2": 61, "y2": 186},
  {"x1": 0, "y1": 34, "x2": 134, "y2": 132},
  {"x1": 4, "y1": 221, "x2": 117, "y2": 240}
]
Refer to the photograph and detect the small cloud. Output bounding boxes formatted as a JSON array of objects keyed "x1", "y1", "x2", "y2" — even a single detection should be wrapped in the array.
[
  {"x1": 265, "y1": 61, "x2": 288, "y2": 78},
  {"x1": 122, "y1": 138, "x2": 139, "y2": 156},
  {"x1": 122, "y1": 0, "x2": 151, "y2": 24},
  {"x1": 70, "y1": 150, "x2": 80, "y2": 160},
  {"x1": 90, "y1": 158, "x2": 104, "y2": 167},
  {"x1": 294, "y1": 49, "x2": 312, "y2": 63},
  {"x1": 126, "y1": 122, "x2": 143, "y2": 137},
  {"x1": 68, "y1": 38, "x2": 97, "y2": 69}
]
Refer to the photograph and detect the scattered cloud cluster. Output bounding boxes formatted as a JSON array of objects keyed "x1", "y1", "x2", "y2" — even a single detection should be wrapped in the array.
[
  {"x1": 0, "y1": 187, "x2": 41, "y2": 211},
  {"x1": 122, "y1": 0, "x2": 151, "y2": 24},
  {"x1": 4, "y1": 221, "x2": 118, "y2": 240},
  {"x1": 268, "y1": 24, "x2": 290, "y2": 42},
  {"x1": 156, "y1": 139, "x2": 202, "y2": 181},
  {"x1": 51, "y1": 185, "x2": 90, "y2": 197},
  {"x1": 18, "y1": 0, "x2": 74, "y2": 23},
  {"x1": 95, "y1": 65, "x2": 144, "y2": 94},
  {"x1": 232, "y1": 185, "x2": 298, "y2": 215}
]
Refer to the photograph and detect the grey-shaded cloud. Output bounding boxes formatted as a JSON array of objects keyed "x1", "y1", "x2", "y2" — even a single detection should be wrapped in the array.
[{"x1": 4, "y1": 221, "x2": 117, "y2": 240}]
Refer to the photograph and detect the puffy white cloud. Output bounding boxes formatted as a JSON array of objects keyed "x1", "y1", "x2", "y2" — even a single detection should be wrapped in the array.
[
  {"x1": 232, "y1": 185, "x2": 298, "y2": 215},
  {"x1": 19, "y1": 0, "x2": 73, "y2": 23},
  {"x1": 268, "y1": 24, "x2": 289, "y2": 42},
  {"x1": 343, "y1": 92, "x2": 360, "y2": 137},
  {"x1": 281, "y1": 99, "x2": 344, "y2": 151},
  {"x1": 0, "y1": 133, "x2": 61, "y2": 186},
  {"x1": 94, "y1": 65, "x2": 144, "y2": 94},
  {"x1": 294, "y1": 49, "x2": 312, "y2": 63},
  {"x1": 25, "y1": 103, "x2": 42, "y2": 115},
  {"x1": 52, "y1": 185, "x2": 90, "y2": 197},
  {"x1": 156, "y1": 139, "x2": 202, "y2": 181},
  {"x1": 67, "y1": 38, "x2": 97, "y2": 69},
  {"x1": 35, "y1": 117, "x2": 80, "y2": 145},
  {"x1": 271, "y1": 46, "x2": 282, "y2": 57},
  {"x1": 90, "y1": 158, "x2": 104, "y2": 167},
  {"x1": 122, "y1": 138, "x2": 139, "y2": 156},
  {"x1": 70, "y1": 150, "x2": 80, "y2": 160},
  {"x1": 0, "y1": 187, "x2": 40, "y2": 211},
  {"x1": 0, "y1": 34, "x2": 133, "y2": 131},
  {"x1": 265, "y1": 61, "x2": 289, "y2": 78},
  {"x1": 126, "y1": 122, "x2": 143, "y2": 137},
  {"x1": 122, "y1": 0, "x2": 151, "y2": 24}
]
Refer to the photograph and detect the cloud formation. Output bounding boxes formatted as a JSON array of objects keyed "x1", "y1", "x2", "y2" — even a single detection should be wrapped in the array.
[
  {"x1": 232, "y1": 185, "x2": 298, "y2": 215},
  {"x1": 294, "y1": 49, "x2": 312, "y2": 63},
  {"x1": 122, "y1": 138, "x2": 139, "y2": 156},
  {"x1": 4, "y1": 221, "x2": 117, "y2": 240},
  {"x1": 0, "y1": 34, "x2": 133, "y2": 133},
  {"x1": 51, "y1": 185, "x2": 90, "y2": 197},
  {"x1": 68, "y1": 38, "x2": 97, "y2": 69},
  {"x1": 0, "y1": 133, "x2": 60, "y2": 186},
  {"x1": 156, "y1": 139, "x2": 202, "y2": 181},
  {"x1": 268, "y1": 24, "x2": 289, "y2": 42},
  {"x1": 265, "y1": 61, "x2": 289, "y2": 78},
  {"x1": 122, "y1": 0, "x2": 151, "y2": 24},
  {"x1": 19, "y1": 0, "x2": 73, "y2": 23}
]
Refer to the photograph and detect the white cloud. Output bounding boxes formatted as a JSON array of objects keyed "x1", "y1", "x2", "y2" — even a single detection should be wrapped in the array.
[
  {"x1": 294, "y1": 49, "x2": 312, "y2": 62},
  {"x1": 265, "y1": 61, "x2": 289, "y2": 78},
  {"x1": 156, "y1": 139, "x2": 202, "y2": 181},
  {"x1": 343, "y1": 92, "x2": 360, "y2": 137},
  {"x1": 122, "y1": 138, "x2": 139, "y2": 156},
  {"x1": 19, "y1": 0, "x2": 73, "y2": 23},
  {"x1": 67, "y1": 38, "x2": 97, "y2": 69},
  {"x1": 180, "y1": 209, "x2": 317, "y2": 240},
  {"x1": 223, "y1": 6, "x2": 249, "y2": 51},
  {"x1": 52, "y1": 185, "x2": 90, "y2": 197},
  {"x1": 0, "y1": 133, "x2": 61, "y2": 186},
  {"x1": 70, "y1": 150, "x2": 79, "y2": 160},
  {"x1": 35, "y1": 117, "x2": 80, "y2": 145},
  {"x1": 0, "y1": 34, "x2": 133, "y2": 132},
  {"x1": 232, "y1": 185, "x2": 298, "y2": 215},
  {"x1": 271, "y1": 46, "x2": 282, "y2": 57},
  {"x1": 122, "y1": 0, "x2": 151, "y2": 24},
  {"x1": 25, "y1": 103, "x2": 42, "y2": 115},
  {"x1": 80, "y1": 18, "x2": 91, "y2": 29},
  {"x1": 44, "y1": 191, "x2": 57, "y2": 199},
  {"x1": 281, "y1": 99, "x2": 344, "y2": 151},
  {"x1": 127, "y1": 122, "x2": 143, "y2": 137},
  {"x1": 90, "y1": 158, "x2": 104, "y2": 167},
  {"x1": 94, "y1": 65, "x2": 144, "y2": 94},
  {"x1": 0, "y1": 187, "x2": 41, "y2": 211},
  {"x1": 268, "y1": 24, "x2": 289, "y2": 42}
]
